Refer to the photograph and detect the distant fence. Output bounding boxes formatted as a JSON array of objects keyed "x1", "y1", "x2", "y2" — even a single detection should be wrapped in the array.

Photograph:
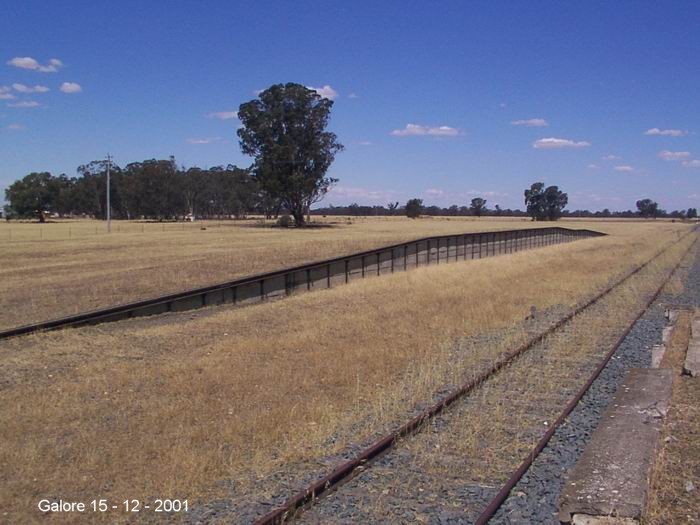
[{"x1": 0, "y1": 226, "x2": 605, "y2": 339}]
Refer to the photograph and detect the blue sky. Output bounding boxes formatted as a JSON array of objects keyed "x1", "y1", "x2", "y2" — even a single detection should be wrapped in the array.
[{"x1": 1, "y1": 1, "x2": 698, "y2": 211}]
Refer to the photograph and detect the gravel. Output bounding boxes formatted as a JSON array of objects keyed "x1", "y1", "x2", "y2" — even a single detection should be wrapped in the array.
[{"x1": 491, "y1": 243, "x2": 700, "y2": 524}]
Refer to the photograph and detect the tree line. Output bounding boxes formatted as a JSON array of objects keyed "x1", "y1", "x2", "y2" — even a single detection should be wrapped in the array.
[
  {"x1": 4, "y1": 83, "x2": 342, "y2": 225},
  {"x1": 3, "y1": 82, "x2": 696, "y2": 224},
  {"x1": 3, "y1": 160, "x2": 261, "y2": 222}
]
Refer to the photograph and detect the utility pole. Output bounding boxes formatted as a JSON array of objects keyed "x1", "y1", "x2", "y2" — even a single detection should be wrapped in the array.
[{"x1": 106, "y1": 154, "x2": 112, "y2": 233}]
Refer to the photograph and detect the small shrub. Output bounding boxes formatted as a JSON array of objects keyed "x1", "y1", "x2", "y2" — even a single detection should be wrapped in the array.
[{"x1": 277, "y1": 214, "x2": 293, "y2": 228}]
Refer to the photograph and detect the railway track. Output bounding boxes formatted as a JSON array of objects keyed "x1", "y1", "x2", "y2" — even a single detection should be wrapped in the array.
[{"x1": 252, "y1": 230, "x2": 697, "y2": 524}]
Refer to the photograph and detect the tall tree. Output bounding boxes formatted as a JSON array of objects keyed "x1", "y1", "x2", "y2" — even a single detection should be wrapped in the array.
[
  {"x1": 4, "y1": 172, "x2": 66, "y2": 222},
  {"x1": 543, "y1": 185, "x2": 568, "y2": 220},
  {"x1": 636, "y1": 198, "x2": 659, "y2": 219},
  {"x1": 686, "y1": 207, "x2": 697, "y2": 219},
  {"x1": 237, "y1": 83, "x2": 344, "y2": 226},
  {"x1": 469, "y1": 197, "x2": 487, "y2": 217},
  {"x1": 405, "y1": 198, "x2": 423, "y2": 219},
  {"x1": 524, "y1": 182, "x2": 568, "y2": 221}
]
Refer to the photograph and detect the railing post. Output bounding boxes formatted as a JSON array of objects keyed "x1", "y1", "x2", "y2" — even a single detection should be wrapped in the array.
[
  {"x1": 404, "y1": 244, "x2": 408, "y2": 271},
  {"x1": 345, "y1": 259, "x2": 349, "y2": 284},
  {"x1": 377, "y1": 252, "x2": 380, "y2": 276},
  {"x1": 327, "y1": 264, "x2": 331, "y2": 288},
  {"x1": 361, "y1": 256, "x2": 365, "y2": 278}
]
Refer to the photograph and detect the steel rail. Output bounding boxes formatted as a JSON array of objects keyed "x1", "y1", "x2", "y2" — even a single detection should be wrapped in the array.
[
  {"x1": 252, "y1": 229, "x2": 696, "y2": 525},
  {"x1": 473, "y1": 233, "x2": 698, "y2": 524},
  {"x1": 0, "y1": 226, "x2": 601, "y2": 341}
]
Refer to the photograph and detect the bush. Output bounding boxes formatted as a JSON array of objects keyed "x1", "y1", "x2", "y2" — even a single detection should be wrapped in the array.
[{"x1": 277, "y1": 214, "x2": 293, "y2": 227}]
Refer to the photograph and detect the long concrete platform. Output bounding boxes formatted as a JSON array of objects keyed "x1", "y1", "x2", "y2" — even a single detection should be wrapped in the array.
[{"x1": 559, "y1": 368, "x2": 674, "y2": 523}]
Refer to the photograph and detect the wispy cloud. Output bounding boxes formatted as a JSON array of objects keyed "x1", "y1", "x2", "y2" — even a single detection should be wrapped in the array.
[
  {"x1": 602, "y1": 154, "x2": 621, "y2": 160},
  {"x1": 0, "y1": 86, "x2": 15, "y2": 100},
  {"x1": 644, "y1": 127, "x2": 688, "y2": 137},
  {"x1": 348, "y1": 93, "x2": 358, "y2": 99},
  {"x1": 7, "y1": 100, "x2": 40, "y2": 108},
  {"x1": 307, "y1": 84, "x2": 338, "y2": 100},
  {"x1": 658, "y1": 150, "x2": 691, "y2": 161},
  {"x1": 390, "y1": 123, "x2": 461, "y2": 137},
  {"x1": 587, "y1": 164, "x2": 599, "y2": 169},
  {"x1": 59, "y1": 82, "x2": 82, "y2": 93},
  {"x1": 614, "y1": 165, "x2": 635, "y2": 172},
  {"x1": 423, "y1": 188, "x2": 507, "y2": 202},
  {"x1": 186, "y1": 137, "x2": 221, "y2": 144},
  {"x1": 207, "y1": 110, "x2": 238, "y2": 120},
  {"x1": 12, "y1": 83, "x2": 49, "y2": 93},
  {"x1": 532, "y1": 137, "x2": 590, "y2": 149},
  {"x1": 6, "y1": 123, "x2": 26, "y2": 130},
  {"x1": 682, "y1": 159, "x2": 700, "y2": 168},
  {"x1": 511, "y1": 118, "x2": 548, "y2": 127},
  {"x1": 328, "y1": 185, "x2": 403, "y2": 202},
  {"x1": 7, "y1": 57, "x2": 63, "y2": 73}
]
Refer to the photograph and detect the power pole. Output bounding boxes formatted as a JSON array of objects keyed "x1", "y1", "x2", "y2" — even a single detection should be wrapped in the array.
[{"x1": 106, "y1": 154, "x2": 112, "y2": 233}]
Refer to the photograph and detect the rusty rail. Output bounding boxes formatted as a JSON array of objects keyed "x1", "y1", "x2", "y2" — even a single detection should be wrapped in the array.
[
  {"x1": 0, "y1": 226, "x2": 602, "y2": 340},
  {"x1": 473, "y1": 233, "x2": 698, "y2": 524},
  {"x1": 252, "y1": 229, "x2": 695, "y2": 525}
]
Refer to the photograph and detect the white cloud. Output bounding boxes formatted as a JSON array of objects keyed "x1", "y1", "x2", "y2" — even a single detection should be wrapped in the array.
[
  {"x1": 12, "y1": 83, "x2": 49, "y2": 93},
  {"x1": 328, "y1": 185, "x2": 402, "y2": 202},
  {"x1": 0, "y1": 86, "x2": 15, "y2": 100},
  {"x1": 658, "y1": 150, "x2": 691, "y2": 161},
  {"x1": 348, "y1": 93, "x2": 358, "y2": 99},
  {"x1": 7, "y1": 57, "x2": 63, "y2": 73},
  {"x1": 614, "y1": 165, "x2": 634, "y2": 172},
  {"x1": 425, "y1": 188, "x2": 445, "y2": 197},
  {"x1": 644, "y1": 127, "x2": 688, "y2": 137},
  {"x1": 602, "y1": 154, "x2": 621, "y2": 160},
  {"x1": 464, "y1": 190, "x2": 507, "y2": 197},
  {"x1": 207, "y1": 110, "x2": 238, "y2": 120},
  {"x1": 186, "y1": 137, "x2": 221, "y2": 144},
  {"x1": 511, "y1": 118, "x2": 548, "y2": 127},
  {"x1": 587, "y1": 164, "x2": 599, "y2": 169},
  {"x1": 7, "y1": 100, "x2": 40, "y2": 108},
  {"x1": 6, "y1": 123, "x2": 26, "y2": 130},
  {"x1": 390, "y1": 123, "x2": 461, "y2": 137},
  {"x1": 59, "y1": 82, "x2": 82, "y2": 93},
  {"x1": 682, "y1": 159, "x2": 700, "y2": 168},
  {"x1": 532, "y1": 137, "x2": 590, "y2": 149},
  {"x1": 307, "y1": 84, "x2": 338, "y2": 100}
]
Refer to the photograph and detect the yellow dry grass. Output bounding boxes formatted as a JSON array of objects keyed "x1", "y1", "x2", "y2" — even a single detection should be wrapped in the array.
[
  {"x1": 1, "y1": 215, "x2": 554, "y2": 330},
  {"x1": 0, "y1": 219, "x2": 693, "y2": 524},
  {"x1": 0, "y1": 216, "x2": 681, "y2": 331},
  {"x1": 300, "y1": 229, "x2": 696, "y2": 524}
]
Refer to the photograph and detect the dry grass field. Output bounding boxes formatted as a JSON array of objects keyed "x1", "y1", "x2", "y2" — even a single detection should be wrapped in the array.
[
  {"x1": 1, "y1": 215, "x2": 543, "y2": 330},
  {"x1": 0, "y1": 217, "x2": 694, "y2": 524}
]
